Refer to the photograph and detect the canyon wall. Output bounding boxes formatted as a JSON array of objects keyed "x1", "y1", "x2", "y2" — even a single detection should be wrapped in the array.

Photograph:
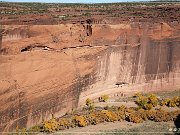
[
  {"x1": 0, "y1": 22, "x2": 180, "y2": 132},
  {"x1": 0, "y1": 26, "x2": 3, "y2": 50}
]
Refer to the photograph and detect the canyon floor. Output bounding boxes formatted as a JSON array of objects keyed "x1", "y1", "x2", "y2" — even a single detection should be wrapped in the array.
[
  {"x1": 41, "y1": 89, "x2": 180, "y2": 135},
  {"x1": 61, "y1": 121, "x2": 175, "y2": 135}
]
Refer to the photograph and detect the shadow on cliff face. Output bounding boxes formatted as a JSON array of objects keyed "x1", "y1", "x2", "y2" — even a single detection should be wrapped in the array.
[
  {"x1": 72, "y1": 73, "x2": 96, "y2": 108},
  {"x1": 174, "y1": 114, "x2": 180, "y2": 135},
  {"x1": 2, "y1": 73, "x2": 96, "y2": 132}
]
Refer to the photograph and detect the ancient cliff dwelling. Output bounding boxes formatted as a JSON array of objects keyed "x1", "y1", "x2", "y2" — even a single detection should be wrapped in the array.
[{"x1": 0, "y1": 1, "x2": 180, "y2": 134}]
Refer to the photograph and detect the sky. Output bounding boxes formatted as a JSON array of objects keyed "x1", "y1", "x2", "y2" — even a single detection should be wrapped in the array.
[{"x1": 4, "y1": 0, "x2": 150, "y2": 3}]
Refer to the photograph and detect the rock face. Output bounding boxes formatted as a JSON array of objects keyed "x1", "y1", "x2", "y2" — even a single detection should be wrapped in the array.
[
  {"x1": 0, "y1": 33, "x2": 2, "y2": 50},
  {"x1": 0, "y1": 26, "x2": 3, "y2": 50},
  {"x1": 0, "y1": 22, "x2": 180, "y2": 132}
]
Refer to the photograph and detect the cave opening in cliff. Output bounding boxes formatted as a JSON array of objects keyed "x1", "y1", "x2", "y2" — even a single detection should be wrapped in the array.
[
  {"x1": 115, "y1": 82, "x2": 128, "y2": 87},
  {"x1": 21, "y1": 45, "x2": 53, "y2": 52},
  {"x1": 21, "y1": 46, "x2": 32, "y2": 52}
]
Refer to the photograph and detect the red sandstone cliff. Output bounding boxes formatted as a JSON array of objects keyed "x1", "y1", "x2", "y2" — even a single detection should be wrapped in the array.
[{"x1": 0, "y1": 21, "x2": 179, "y2": 132}]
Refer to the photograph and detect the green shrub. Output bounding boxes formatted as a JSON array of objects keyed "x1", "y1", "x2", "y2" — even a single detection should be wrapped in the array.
[
  {"x1": 116, "y1": 110, "x2": 126, "y2": 120},
  {"x1": 135, "y1": 93, "x2": 159, "y2": 109},
  {"x1": 168, "y1": 97, "x2": 180, "y2": 107},
  {"x1": 89, "y1": 104, "x2": 95, "y2": 112},
  {"x1": 160, "y1": 98, "x2": 170, "y2": 106},
  {"x1": 145, "y1": 110, "x2": 156, "y2": 120},
  {"x1": 90, "y1": 111, "x2": 105, "y2": 124},
  {"x1": 85, "y1": 98, "x2": 94, "y2": 111},
  {"x1": 133, "y1": 92, "x2": 142, "y2": 98},
  {"x1": 148, "y1": 94, "x2": 159, "y2": 107},
  {"x1": 58, "y1": 118, "x2": 71, "y2": 129},
  {"x1": 118, "y1": 105, "x2": 127, "y2": 112},
  {"x1": 15, "y1": 127, "x2": 28, "y2": 135},
  {"x1": 173, "y1": 97, "x2": 180, "y2": 107},
  {"x1": 145, "y1": 109, "x2": 172, "y2": 122},
  {"x1": 109, "y1": 106, "x2": 118, "y2": 111},
  {"x1": 100, "y1": 110, "x2": 118, "y2": 122},
  {"x1": 86, "y1": 98, "x2": 92, "y2": 107},
  {"x1": 144, "y1": 103, "x2": 153, "y2": 110},
  {"x1": 73, "y1": 115, "x2": 87, "y2": 127},
  {"x1": 28, "y1": 125, "x2": 41, "y2": 132},
  {"x1": 127, "y1": 113, "x2": 144, "y2": 123},
  {"x1": 21, "y1": 128, "x2": 28, "y2": 135},
  {"x1": 137, "y1": 109, "x2": 148, "y2": 121},
  {"x1": 153, "y1": 109, "x2": 171, "y2": 122},
  {"x1": 168, "y1": 100, "x2": 177, "y2": 107},
  {"x1": 160, "y1": 97, "x2": 180, "y2": 107},
  {"x1": 85, "y1": 112, "x2": 97, "y2": 125},
  {"x1": 125, "y1": 108, "x2": 135, "y2": 113},
  {"x1": 42, "y1": 118, "x2": 59, "y2": 132},
  {"x1": 174, "y1": 97, "x2": 180, "y2": 107},
  {"x1": 99, "y1": 95, "x2": 109, "y2": 102},
  {"x1": 136, "y1": 95, "x2": 148, "y2": 109}
]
